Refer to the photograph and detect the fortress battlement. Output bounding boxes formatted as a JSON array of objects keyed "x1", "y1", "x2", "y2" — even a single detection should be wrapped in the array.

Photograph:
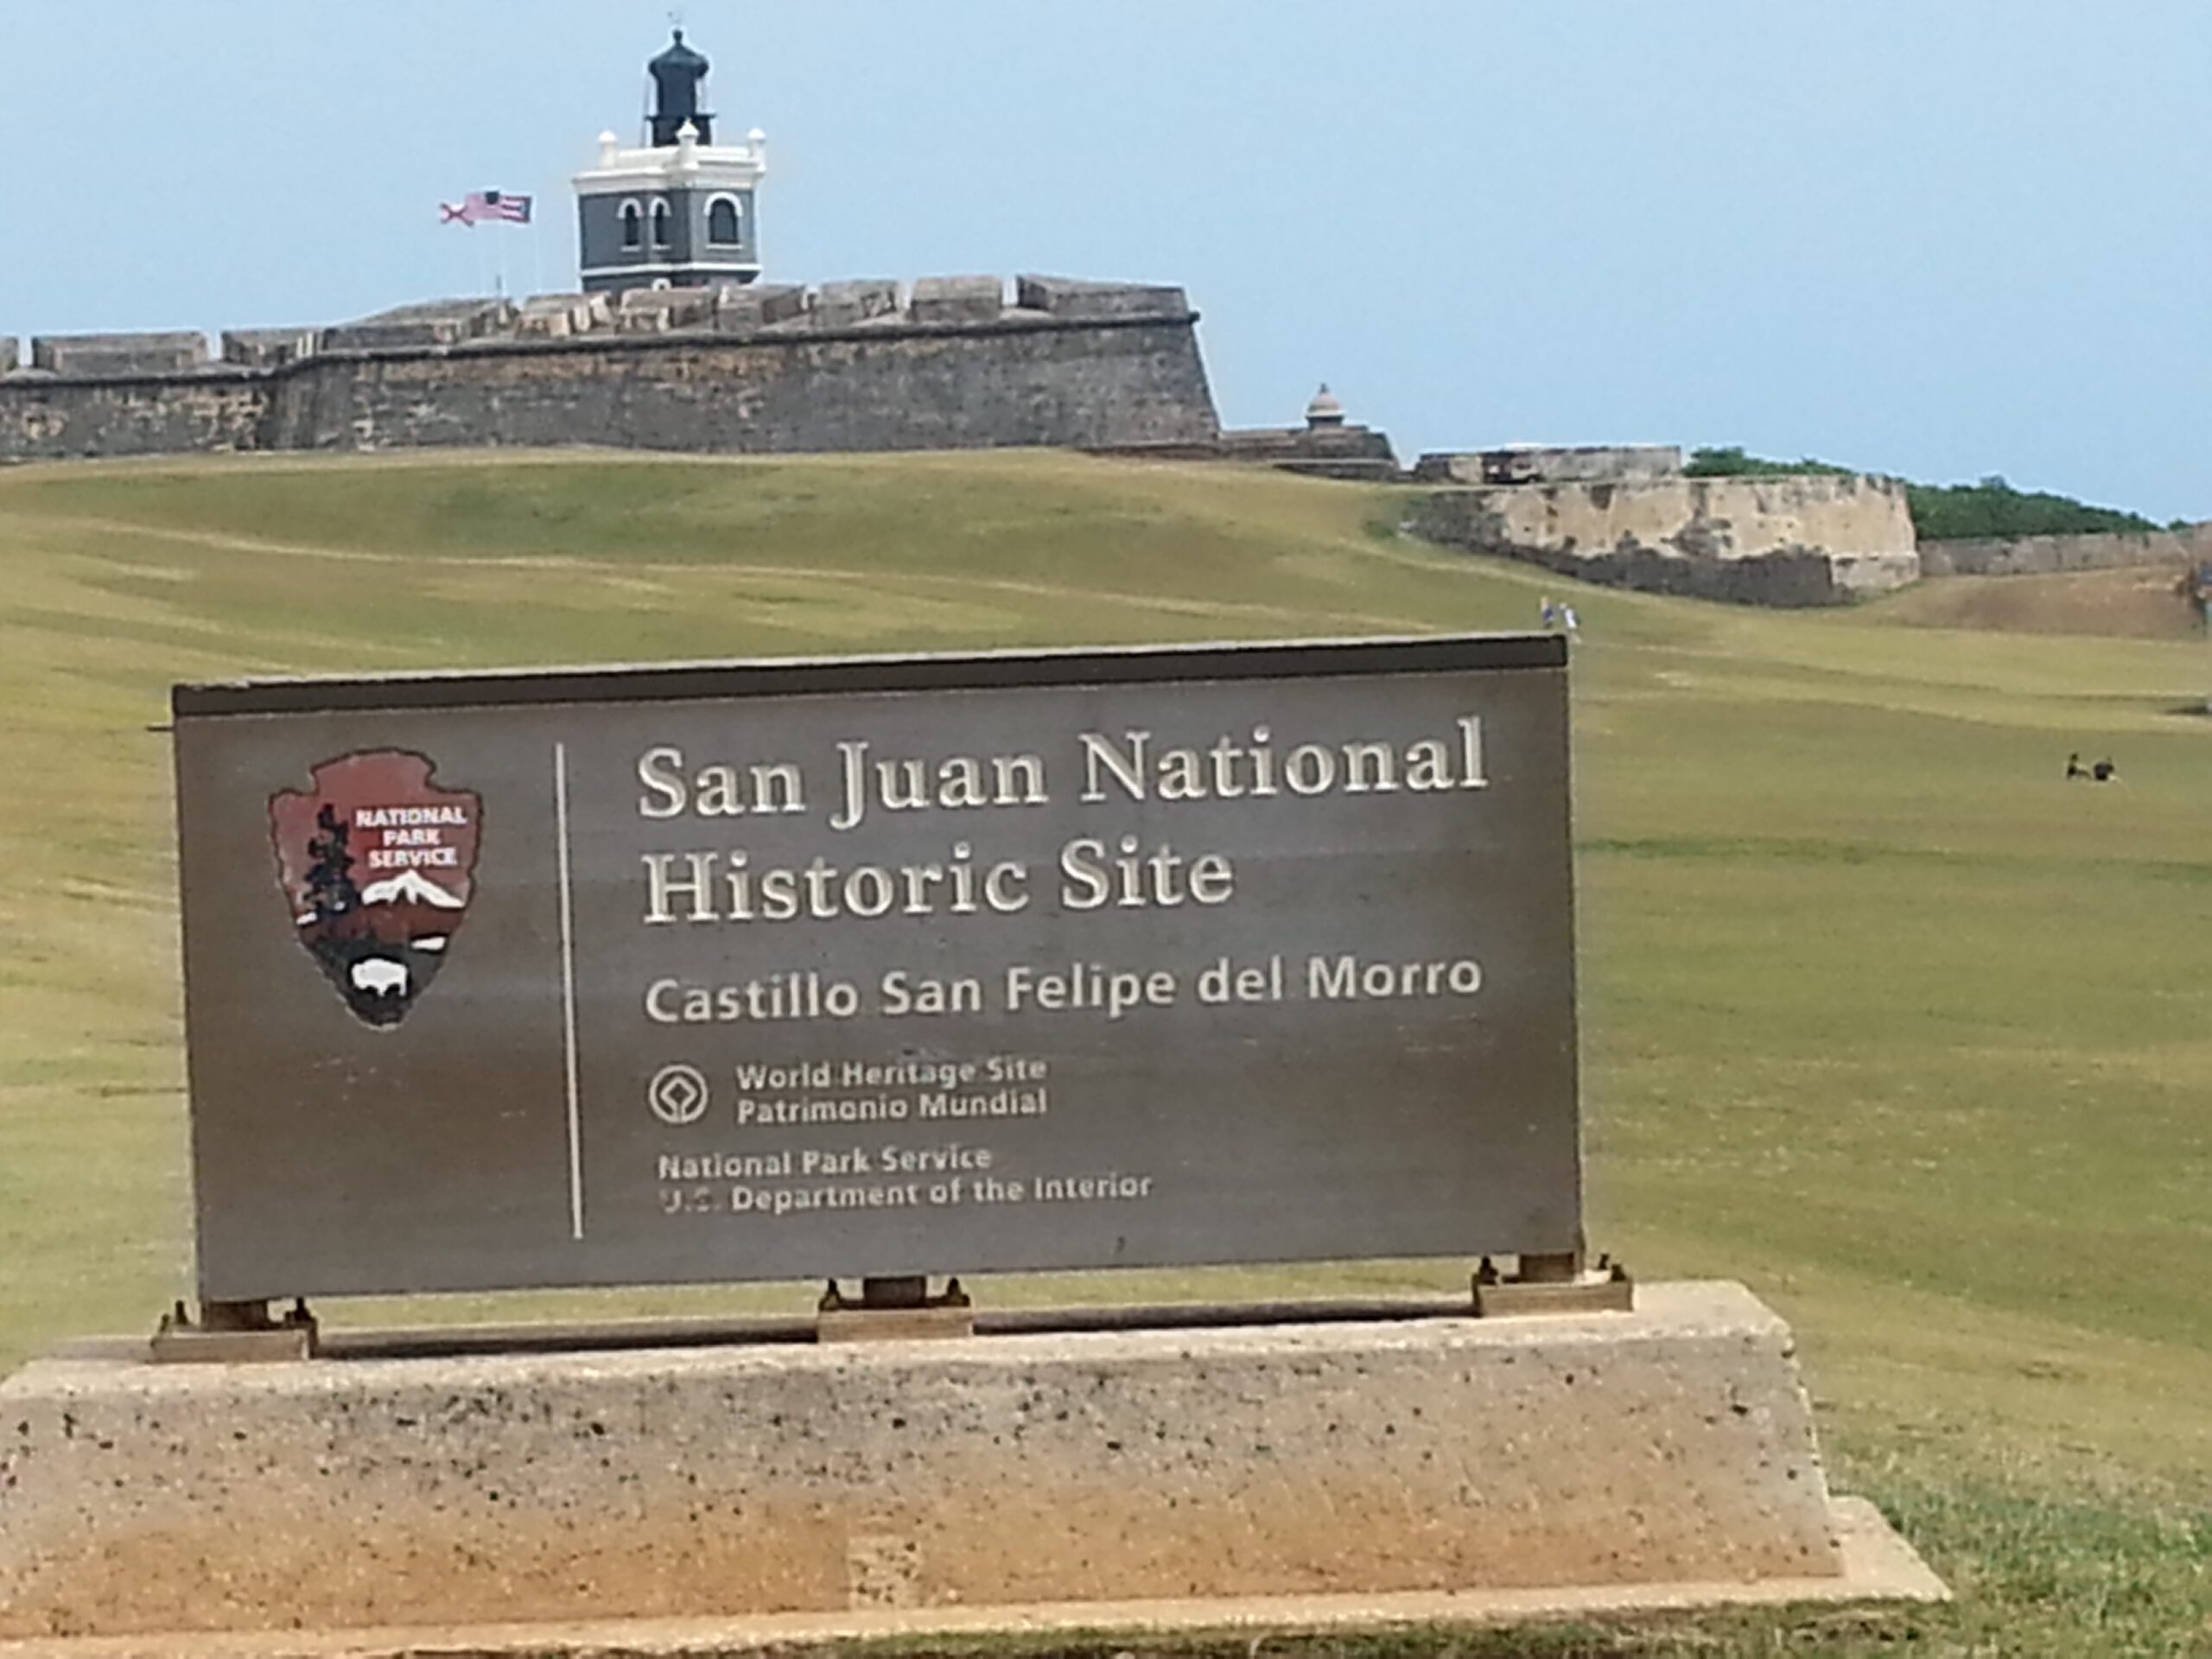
[
  {"x1": 0, "y1": 276, "x2": 1219, "y2": 464},
  {"x1": 2, "y1": 276, "x2": 1197, "y2": 384}
]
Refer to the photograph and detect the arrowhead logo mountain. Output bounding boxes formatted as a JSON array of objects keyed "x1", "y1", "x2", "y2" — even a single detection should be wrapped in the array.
[{"x1": 268, "y1": 751, "x2": 483, "y2": 1027}]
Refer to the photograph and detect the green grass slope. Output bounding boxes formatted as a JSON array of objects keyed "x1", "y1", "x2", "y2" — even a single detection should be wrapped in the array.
[
  {"x1": 2, "y1": 451, "x2": 2207, "y2": 1656},
  {"x1": 1874, "y1": 563, "x2": 2207, "y2": 639}
]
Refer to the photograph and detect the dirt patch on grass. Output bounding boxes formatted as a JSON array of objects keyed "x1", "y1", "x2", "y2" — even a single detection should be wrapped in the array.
[{"x1": 1880, "y1": 568, "x2": 2203, "y2": 639}]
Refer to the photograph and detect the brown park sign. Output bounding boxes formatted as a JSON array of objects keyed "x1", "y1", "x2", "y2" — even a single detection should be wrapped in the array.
[{"x1": 171, "y1": 636, "x2": 1582, "y2": 1302}]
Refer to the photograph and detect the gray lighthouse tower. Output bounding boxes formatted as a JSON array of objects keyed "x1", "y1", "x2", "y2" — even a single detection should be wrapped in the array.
[{"x1": 572, "y1": 31, "x2": 766, "y2": 296}]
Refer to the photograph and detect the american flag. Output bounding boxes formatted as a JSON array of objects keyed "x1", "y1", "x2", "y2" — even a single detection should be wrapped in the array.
[{"x1": 440, "y1": 190, "x2": 532, "y2": 226}]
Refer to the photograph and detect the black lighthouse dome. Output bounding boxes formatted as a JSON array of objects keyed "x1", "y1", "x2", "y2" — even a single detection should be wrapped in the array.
[{"x1": 648, "y1": 29, "x2": 714, "y2": 145}]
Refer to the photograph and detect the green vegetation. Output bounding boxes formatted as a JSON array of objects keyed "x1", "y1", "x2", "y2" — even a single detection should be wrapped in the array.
[
  {"x1": 2, "y1": 452, "x2": 2208, "y2": 1656},
  {"x1": 1685, "y1": 447, "x2": 2171, "y2": 541},
  {"x1": 1910, "y1": 474, "x2": 2166, "y2": 540},
  {"x1": 1681, "y1": 446, "x2": 1856, "y2": 481}
]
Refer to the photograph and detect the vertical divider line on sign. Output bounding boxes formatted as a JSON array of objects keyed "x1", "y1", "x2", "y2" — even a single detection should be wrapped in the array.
[{"x1": 555, "y1": 741, "x2": 585, "y2": 1240}]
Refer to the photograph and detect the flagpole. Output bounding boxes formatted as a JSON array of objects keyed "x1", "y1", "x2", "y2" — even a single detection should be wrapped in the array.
[{"x1": 441, "y1": 194, "x2": 536, "y2": 298}]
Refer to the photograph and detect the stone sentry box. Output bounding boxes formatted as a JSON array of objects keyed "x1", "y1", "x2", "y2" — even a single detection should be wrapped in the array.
[{"x1": 171, "y1": 634, "x2": 1581, "y2": 1305}]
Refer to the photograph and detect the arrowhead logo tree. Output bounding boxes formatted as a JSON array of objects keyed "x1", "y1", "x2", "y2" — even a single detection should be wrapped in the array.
[{"x1": 268, "y1": 751, "x2": 483, "y2": 1027}]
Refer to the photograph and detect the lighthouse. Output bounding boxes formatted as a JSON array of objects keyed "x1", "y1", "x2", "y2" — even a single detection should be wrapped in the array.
[{"x1": 572, "y1": 30, "x2": 766, "y2": 296}]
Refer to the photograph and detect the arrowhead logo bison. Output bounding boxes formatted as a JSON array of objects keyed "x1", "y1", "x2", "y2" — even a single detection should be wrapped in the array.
[{"x1": 269, "y1": 751, "x2": 482, "y2": 1027}]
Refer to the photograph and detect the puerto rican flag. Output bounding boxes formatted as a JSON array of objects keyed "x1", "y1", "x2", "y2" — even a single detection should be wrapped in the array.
[{"x1": 440, "y1": 190, "x2": 532, "y2": 226}]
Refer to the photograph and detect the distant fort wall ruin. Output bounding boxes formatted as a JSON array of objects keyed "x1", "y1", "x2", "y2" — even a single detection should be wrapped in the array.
[
  {"x1": 1402, "y1": 464, "x2": 1921, "y2": 607},
  {"x1": 0, "y1": 276, "x2": 1218, "y2": 464},
  {"x1": 1918, "y1": 523, "x2": 2212, "y2": 578}
]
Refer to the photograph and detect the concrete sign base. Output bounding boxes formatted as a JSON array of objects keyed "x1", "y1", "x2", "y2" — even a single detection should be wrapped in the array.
[{"x1": 0, "y1": 1282, "x2": 1942, "y2": 1643}]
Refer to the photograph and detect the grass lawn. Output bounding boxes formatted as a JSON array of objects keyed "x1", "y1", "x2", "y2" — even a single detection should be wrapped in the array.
[{"x1": 0, "y1": 450, "x2": 2205, "y2": 1655}]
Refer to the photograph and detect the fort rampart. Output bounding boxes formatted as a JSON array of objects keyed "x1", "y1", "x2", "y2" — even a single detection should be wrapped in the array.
[
  {"x1": 1918, "y1": 524, "x2": 2212, "y2": 577},
  {"x1": 0, "y1": 276, "x2": 1219, "y2": 463},
  {"x1": 1403, "y1": 473, "x2": 1920, "y2": 607}
]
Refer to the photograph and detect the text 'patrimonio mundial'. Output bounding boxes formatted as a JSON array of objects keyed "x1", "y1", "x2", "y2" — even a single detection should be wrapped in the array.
[{"x1": 632, "y1": 716, "x2": 1490, "y2": 925}]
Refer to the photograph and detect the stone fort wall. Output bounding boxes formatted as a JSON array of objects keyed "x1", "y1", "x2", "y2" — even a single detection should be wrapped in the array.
[
  {"x1": 0, "y1": 276, "x2": 1218, "y2": 464},
  {"x1": 1918, "y1": 523, "x2": 2212, "y2": 578},
  {"x1": 1402, "y1": 473, "x2": 1921, "y2": 607}
]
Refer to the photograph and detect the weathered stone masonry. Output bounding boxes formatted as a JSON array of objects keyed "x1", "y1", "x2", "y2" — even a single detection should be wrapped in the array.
[
  {"x1": 1403, "y1": 473, "x2": 1922, "y2": 607},
  {"x1": 1918, "y1": 524, "x2": 2212, "y2": 577},
  {"x1": 0, "y1": 276, "x2": 1219, "y2": 463},
  {"x1": 0, "y1": 372, "x2": 266, "y2": 461}
]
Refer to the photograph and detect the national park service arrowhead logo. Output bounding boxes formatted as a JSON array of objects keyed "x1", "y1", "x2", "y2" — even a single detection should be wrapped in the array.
[{"x1": 269, "y1": 751, "x2": 482, "y2": 1027}]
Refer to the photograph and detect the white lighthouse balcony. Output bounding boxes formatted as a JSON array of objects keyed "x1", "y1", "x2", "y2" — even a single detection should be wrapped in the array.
[{"x1": 574, "y1": 124, "x2": 767, "y2": 197}]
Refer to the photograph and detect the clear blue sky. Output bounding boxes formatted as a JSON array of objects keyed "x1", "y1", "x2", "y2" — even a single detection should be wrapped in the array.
[{"x1": 1, "y1": 2, "x2": 2204, "y2": 519}]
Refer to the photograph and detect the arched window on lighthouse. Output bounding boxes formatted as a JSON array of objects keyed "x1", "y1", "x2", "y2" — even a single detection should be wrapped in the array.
[
  {"x1": 707, "y1": 196, "x2": 741, "y2": 246},
  {"x1": 651, "y1": 200, "x2": 672, "y2": 248},
  {"x1": 620, "y1": 201, "x2": 643, "y2": 250}
]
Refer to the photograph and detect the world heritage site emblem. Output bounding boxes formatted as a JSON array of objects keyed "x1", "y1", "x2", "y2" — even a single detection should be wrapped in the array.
[{"x1": 268, "y1": 751, "x2": 483, "y2": 1027}]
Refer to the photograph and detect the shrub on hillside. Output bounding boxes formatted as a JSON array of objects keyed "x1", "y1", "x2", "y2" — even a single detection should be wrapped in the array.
[
  {"x1": 1905, "y1": 475, "x2": 2160, "y2": 541},
  {"x1": 1683, "y1": 447, "x2": 1854, "y2": 480},
  {"x1": 1685, "y1": 450, "x2": 2162, "y2": 540}
]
